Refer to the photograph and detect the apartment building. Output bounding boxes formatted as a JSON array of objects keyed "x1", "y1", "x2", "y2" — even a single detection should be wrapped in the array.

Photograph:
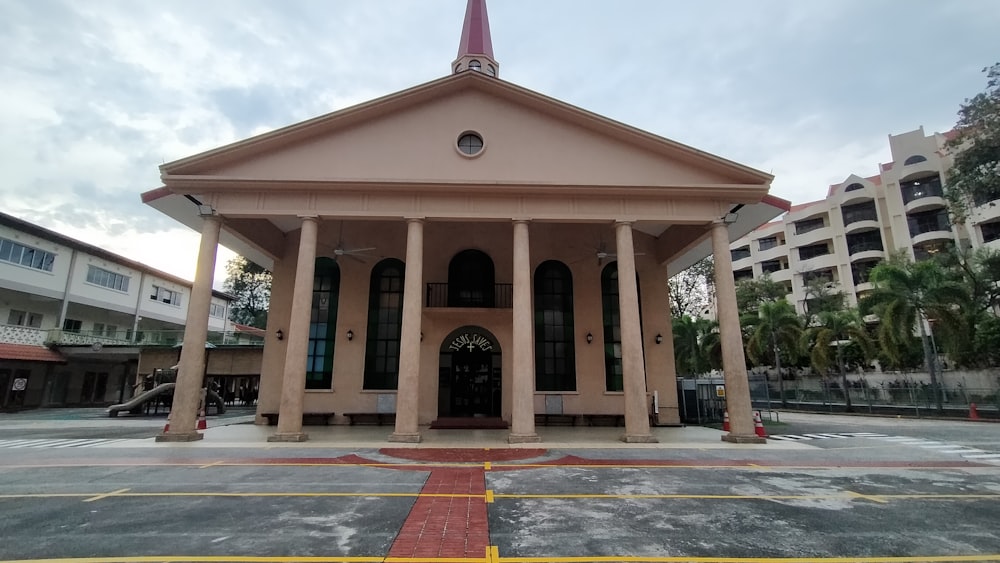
[
  {"x1": 729, "y1": 126, "x2": 1000, "y2": 315},
  {"x1": 0, "y1": 211, "x2": 236, "y2": 410}
]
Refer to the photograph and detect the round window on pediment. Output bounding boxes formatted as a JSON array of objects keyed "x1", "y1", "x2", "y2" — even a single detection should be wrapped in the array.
[{"x1": 457, "y1": 132, "x2": 485, "y2": 157}]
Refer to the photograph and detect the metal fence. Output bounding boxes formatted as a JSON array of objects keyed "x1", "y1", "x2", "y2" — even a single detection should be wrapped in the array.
[{"x1": 748, "y1": 376, "x2": 999, "y2": 419}]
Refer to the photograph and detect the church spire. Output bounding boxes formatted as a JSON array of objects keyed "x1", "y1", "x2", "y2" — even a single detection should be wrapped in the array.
[{"x1": 452, "y1": 0, "x2": 499, "y2": 77}]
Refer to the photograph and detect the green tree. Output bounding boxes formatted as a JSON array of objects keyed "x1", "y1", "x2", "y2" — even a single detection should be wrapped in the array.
[
  {"x1": 671, "y1": 315, "x2": 721, "y2": 376},
  {"x1": 934, "y1": 247, "x2": 1000, "y2": 366},
  {"x1": 802, "y1": 276, "x2": 845, "y2": 316},
  {"x1": 669, "y1": 257, "x2": 715, "y2": 319},
  {"x1": 943, "y1": 62, "x2": 1000, "y2": 220},
  {"x1": 800, "y1": 309, "x2": 876, "y2": 411},
  {"x1": 223, "y1": 256, "x2": 272, "y2": 328},
  {"x1": 735, "y1": 274, "x2": 788, "y2": 315},
  {"x1": 741, "y1": 299, "x2": 802, "y2": 407},
  {"x1": 859, "y1": 254, "x2": 968, "y2": 412}
]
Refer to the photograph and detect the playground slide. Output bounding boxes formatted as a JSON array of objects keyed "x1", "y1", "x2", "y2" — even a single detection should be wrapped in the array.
[
  {"x1": 106, "y1": 384, "x2": 227, "y2": 417},
  {"x1": 106, "y1": 383, "x2": 175, "y2": 417}
]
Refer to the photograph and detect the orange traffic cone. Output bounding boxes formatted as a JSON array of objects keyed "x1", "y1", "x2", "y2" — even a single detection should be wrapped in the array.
[
  {"x1": 753, "y1": 411, "x2": 767, "y2": 438},
  {"x1": 197, "y1": 407, "x2": 207, "y2": 430},
  {"x1": 970, "y1": 403, "x2": 980, "y2": 421},
  {"x1": 722, "y1": 410, "x2": 730, "y2": 432}
]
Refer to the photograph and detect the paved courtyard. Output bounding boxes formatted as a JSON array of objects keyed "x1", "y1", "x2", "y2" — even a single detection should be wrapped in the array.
[{"x1": 0, "y1": 412, "x2": 999, "y2": 562}]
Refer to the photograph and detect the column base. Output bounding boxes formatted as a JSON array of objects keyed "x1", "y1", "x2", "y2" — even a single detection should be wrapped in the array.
[
  {"x1": 721, "y1": 433, "x2": 767, "y2": 444},
  {"x1": 268, "y1": 432, "x2": 309, "y2": 442},
  {"x1": 155, "y1": 431, "x2": 204, "y2": 443},
  {"x1": 621, "y1": 434, "x2": 659, "y2": 443},
  {"x1": 507, "y1": 433, "x2": 541, "y2": 444},
  {"x1": 388, "y1": 432, "x2": 422, "y2": 443}
]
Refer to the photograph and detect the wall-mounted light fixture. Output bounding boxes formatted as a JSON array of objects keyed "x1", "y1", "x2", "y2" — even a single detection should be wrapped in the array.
[
  {"x1": 196, "y1": 204, "x2": 217, "y2": 217},
  {"x1": 275, "y1": 329, "x2": 284, "y2": 341},
  {"x1": 722, "y1": 212, "x2": 739, "y2": 224},
  {"x1": 655, "y1": 333, "x2": 663, "y2": 344},
  {"x1": 586, "y1": 332, "x2": 594, "y2": 344},
  {"x1": 347, "y1": 329, "x2": 354, "y2": 341}
]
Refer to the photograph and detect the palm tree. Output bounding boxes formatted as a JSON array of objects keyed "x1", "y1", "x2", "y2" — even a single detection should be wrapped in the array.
[
  {"x1": 859, "y1": 256, "x2": 968, "y2": 412},
  {"x1": 671, "y1": 316, "x2": 720, "y2": 376},
  {"x1": 742, "y1": 300, "x2": 803, "y2": 407},
  {"x1": 800, "y1": 309, "x2": 876, "y2": 411}
]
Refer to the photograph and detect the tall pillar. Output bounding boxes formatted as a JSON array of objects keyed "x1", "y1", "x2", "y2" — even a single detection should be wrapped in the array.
[
  {"x1": 157, "y1": 213, "x2": 221, "y2": 442},
  {"x1": 508, "y1": 219, "x2": 540, "y2": 443},
  {"x1": 390, "y1": 218, "x2": 425, "y2": 443},
  {"x1": 615, "y1": 221, "x2": 656, "y2": 443},
  {"x1": 711, "y1": 220, "x2": 765, "y2": 443},
  {"x1": 268, "y1": 216, "x2": 319, "y2": 442}
]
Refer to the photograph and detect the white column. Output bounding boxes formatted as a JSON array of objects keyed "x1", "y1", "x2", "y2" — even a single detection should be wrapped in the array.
[
  {"x1": 268, "y1": 216, "x2": 319, "y2": 442},
  {"x1": 508, "y1": 219, "x2": 540, "y2": 443},
  {"x1": 615, "y1": 221, "x2": 656, "y2": 443},
  {"x1": 390, "y1": 218, "x2": 425, "y2": 442},
  {"x1": 711, "y1": 220, "x2": 764, "y2": 443},
  {"x1": 157, "y1": 213, "x2": 221, "y2": 442}
]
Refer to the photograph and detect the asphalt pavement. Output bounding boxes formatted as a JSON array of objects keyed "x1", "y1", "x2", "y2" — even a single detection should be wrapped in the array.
[{"x1": 0, "y1": 409, "x2": 998, "y2": 563}]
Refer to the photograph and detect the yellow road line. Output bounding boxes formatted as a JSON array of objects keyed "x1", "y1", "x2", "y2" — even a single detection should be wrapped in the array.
[
  {"x1": 484, "y1": 461, "x2": 492, "y2": 471},
  {"x1": 3, "y1": 491, "x2": 999, "y2": 502},
  {"x1": 199, "y1": 461, "x2": 224, "y2": 469},
  {"x1": 82, "y1": 488, "x2": 130, "y2": 503},
  {"x1": 848, "y1": 490, "x2": 890, "y2": 504},
  {"x1": 2, "y1": 554, "x2": 999, "y2": 563}
]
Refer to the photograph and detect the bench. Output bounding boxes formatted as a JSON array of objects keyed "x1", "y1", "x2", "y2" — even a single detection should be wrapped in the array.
[
  {"x1": 344, "y1": 412, "x2": 396, "y2": 426},
  {"x1": 261, "y1": 412, "x2": 336, "y2": 426},
  {"x1": 534, "y1": 414, "x2": 659, "y2": 427},
  {"x1": 534, "y1": 414, "x2": 576, "y2": 426}
]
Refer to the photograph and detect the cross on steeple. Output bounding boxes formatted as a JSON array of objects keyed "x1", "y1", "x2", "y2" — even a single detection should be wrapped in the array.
[{"x1": 452, "y1": 0, "x2": 499, "y2": 77}]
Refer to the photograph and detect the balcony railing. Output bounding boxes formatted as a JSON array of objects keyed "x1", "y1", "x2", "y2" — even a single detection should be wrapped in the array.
[
  {"x1": 36, "y1": 329, "x2": 265, "y2": 348},
  {"x1": 426, "y1": 283, "x2": 513, "y2": 308},
  {"x1": 847, "y1": 241, "x2": 884, "y2": 255}
]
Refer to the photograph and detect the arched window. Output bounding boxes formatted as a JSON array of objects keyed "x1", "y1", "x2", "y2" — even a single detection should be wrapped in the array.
[
  {"x1": 534, "y1": 261, "x2": 576, "y2": 391},
  {"x1": 469, "y1": 59, "x2": 481, "y2": 71},
  {"x1": 486, "y1": 64, "x2": 496, "y2": 76},
  {"x1": 363, "y1": 259, "x2": 405, "y2": 390},
  {"x1": 601, "y1": 263, "x2": 623, "y2": 392},
  {"x1": 600, "y1": 262, "x2": 643, "y2": 392},
  {"x1": 845, "y1": 182, "x2": 865, "y2": 192},
  {"x1": 448, "y1": 249, "x2": 495, "y2": 307},
  {"x1": 904, "y1": 155, "x2": 927, "y2": 165},
  {"x1": 306, "y1": 258, "x2": 340, "y2": 389}
]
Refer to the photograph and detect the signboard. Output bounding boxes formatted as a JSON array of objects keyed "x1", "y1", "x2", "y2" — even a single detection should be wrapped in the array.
[
  {"x1": 715, "y1": 385, "x2": 726, "y2": 398},
  {"x1": 12, "y1": 378, "x2": 28, "y2": 391}
]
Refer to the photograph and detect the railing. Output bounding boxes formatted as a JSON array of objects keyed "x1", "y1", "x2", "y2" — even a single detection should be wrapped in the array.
[
  {"x1": 749, "y1": 377, "x2": 999, "y2": 419},
  {"x1": 0, "y1": 325, "x2": 48, "y2": 346},
  {"x1": 37, "y1": 329, "x2": 265, "y2": 347},
  {"x1": 425, "y1": 283, "x2": 513, "y2": 308},
  {"x1": 847, "y1": 241, "x2": 884, "y2": 255}
]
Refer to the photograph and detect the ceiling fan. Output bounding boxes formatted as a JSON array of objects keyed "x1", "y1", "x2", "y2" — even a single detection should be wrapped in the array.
[
  {"x1": 573, "y1": 239, "x2": 644, "y2": 266},
  {"x1": 325, "y1": 222, "x2": 376, "y2": 263}
]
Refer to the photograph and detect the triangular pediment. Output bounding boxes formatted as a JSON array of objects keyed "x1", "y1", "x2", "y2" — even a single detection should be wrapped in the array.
[{"x1": 162, "y1": 72, "x2": 770, "y2": 190}]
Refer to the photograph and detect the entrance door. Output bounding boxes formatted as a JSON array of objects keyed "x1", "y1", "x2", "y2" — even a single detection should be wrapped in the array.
[{"x1": 450, "y1": 350, "x2": 495, "y2": 417}]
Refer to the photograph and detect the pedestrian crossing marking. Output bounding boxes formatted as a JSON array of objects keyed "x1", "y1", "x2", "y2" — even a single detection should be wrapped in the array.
[
  {"x1": 0, "y1": 439, "x2": 127, "y2": 449},
  {"x1": 767, "y1": 432, "x2": 1000, "y2": 464}
]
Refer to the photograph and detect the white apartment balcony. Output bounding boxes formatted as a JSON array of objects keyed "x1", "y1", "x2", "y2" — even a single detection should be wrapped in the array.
[
  {"x1": 0, "y1": 325, "x2": 48, "y2": 346},
  {"x1": 843, "y1": 219, "x2": 880, "y2": 235},
  {"x1": 764, "y1": 268, "x2": 792, "y2": 283},
  {"x1": 854, "y1": 281, "x2": 874, "y2": 292},
  {"x1": 911, "y1": 229, "x2": 953, "y2": 246},
  {"x1": 905, "y1": 196, "x2": 948, "y2": 214},
  {"x1": 797, "y1": 253, "x2": 838, "y2": 272},
  {"x1": 790, "y1": 226, "x2": 833, "y2": 247},
  {"x1": 971, "y1": 201, "x2": 1000, "y2": 224},
  {"x1": 849, "y1": 249, "x2": 885, "y2": 263},
  {"x1": 839, "y1": 188, "x2": 876, "y2": 207},
  {"x1": 731, "y1": 255, "x2": 754, "y2": 271},
  {"x1": 755, "y1": 244, "x2": 788, "y2": 262},
  {"x1": 40, "y1": 329, "x2": 265, "y2": 348}
]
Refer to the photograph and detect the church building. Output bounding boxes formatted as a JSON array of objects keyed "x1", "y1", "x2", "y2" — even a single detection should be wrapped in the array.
[{"x1": 143, "y1": 0, "x2": 789, "y2": 444}]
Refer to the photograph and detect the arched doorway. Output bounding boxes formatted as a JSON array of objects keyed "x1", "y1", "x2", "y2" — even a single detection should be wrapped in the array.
[{"x1": 437, "y1": 326, "x2": 501, "y2": 418}]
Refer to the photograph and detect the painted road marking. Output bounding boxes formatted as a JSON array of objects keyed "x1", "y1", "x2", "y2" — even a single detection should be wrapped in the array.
[
  {"x1": 2, "y1": 553, "x2": 1000, "y2": 562},
  {"x1": 0, "y1": 438, "x2": 127, "y2": 449}
]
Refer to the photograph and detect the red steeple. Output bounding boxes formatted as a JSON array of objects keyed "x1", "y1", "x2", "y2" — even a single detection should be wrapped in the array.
[{"x1": 453, "y1": 0, "x2": 499, "y2": 77}]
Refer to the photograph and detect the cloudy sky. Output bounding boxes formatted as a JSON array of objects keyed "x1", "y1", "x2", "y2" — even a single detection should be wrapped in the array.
[{"x1": 2, "y1": 0, "x2": 997, "y2": 287}]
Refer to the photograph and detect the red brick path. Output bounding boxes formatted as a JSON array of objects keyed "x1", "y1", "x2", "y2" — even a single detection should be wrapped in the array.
[{"x1": 388, "y1": 467, "x2": 490, "y2": 559}]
